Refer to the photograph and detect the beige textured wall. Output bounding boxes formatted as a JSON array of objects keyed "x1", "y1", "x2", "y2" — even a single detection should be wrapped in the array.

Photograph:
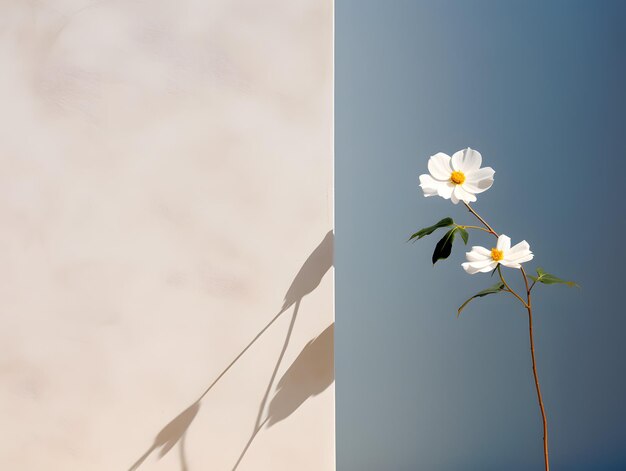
[{"x1": 0, "y1": 1, "x2": 333, "y2": 469}]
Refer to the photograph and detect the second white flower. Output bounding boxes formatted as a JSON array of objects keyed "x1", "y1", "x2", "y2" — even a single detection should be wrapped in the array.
[{"x1": 462, "y1": 234, "x2": 534, "y2": 274}]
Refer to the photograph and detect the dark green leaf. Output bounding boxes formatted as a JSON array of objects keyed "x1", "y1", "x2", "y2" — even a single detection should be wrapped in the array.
[
  {"x1": 530, "y1": 267, "x2": 578, "y2": 287},
  {"x1": 432, "y1": 228, "x2": 456, "y2": 264},
  {"x1": 458, "y1": 227, "x2": 469, "y2": 245},
  {"x1": 457, "y1": 282, "x2": 506, "y2": 317},
  {"x1": 409, "y1": 217, "x2": 454, "y2": 242}
]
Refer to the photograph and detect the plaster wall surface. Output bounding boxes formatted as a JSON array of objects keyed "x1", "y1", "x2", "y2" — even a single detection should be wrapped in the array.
[{"x1": 0, "y1": 1, "x2": 334, "y2": 469}]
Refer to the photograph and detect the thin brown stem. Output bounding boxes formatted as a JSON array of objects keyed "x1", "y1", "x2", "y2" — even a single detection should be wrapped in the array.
[
  {"x1": 461, "y1": 202, "x2": 550, "y2": 470},
  {"x1": 497, "y1": 266, "x2": 528, "y2": 308},
  {"x1": 520, "y1": 266, "x2": 531, "y2": 293},
  {"x1": 459, "y1": 225, "x2": 492, "y2": 233},
  {"x1": 521, "y1": 268, "x2": 549, "y2": 471},
  {"x1": 463, "y1": 202, "x2": 499, "y2": 236},
  {"x1": 526, "y1": 299, "x2": 549, "y2": 471}
]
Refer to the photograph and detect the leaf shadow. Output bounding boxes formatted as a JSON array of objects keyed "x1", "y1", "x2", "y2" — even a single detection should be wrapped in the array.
[
  {"x1": 128, "y1": 230, "x2": 333, "y2": 470},
  {"x1": 128, "y1": 402, "x2": 199, "y2": 471},
  {"x1": 267, "y1": 322, "x2": 334, "y2": 427},
  {"x1": 231, "y1": 230, "x2": 333, "y2": 469}
]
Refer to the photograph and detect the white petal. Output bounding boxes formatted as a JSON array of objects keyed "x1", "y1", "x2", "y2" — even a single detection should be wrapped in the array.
[
  {"x1": 450, "y1": 191, "x2": 459, "y2": 204},
  {"x1": 505, "y1": 240, "x2": 534, "y2": 265},
  {"x1": 478, "y1": 261, "x2": 498, "y2": 273},
  {"x1": 451, "y1": 148, "x2": 482, "y2": 173},
  {"x1": 506, "y1": 252, "x2": 534, "y2": 264},
  {"x1": 471, "y1": 246, "x2": 492, "y2": 257},
  {"x1": 507, "y1": 240, "x2": 531, "y2": 257},
  {"x1": 499, "y1": 260, "x2": 521, "y2": 269},
  {"x1": 516, "y1": 253, "x2": 534, "y2": 264},
  {"x1": 427, "y1": 153, "x2": 453, "y2": 180},
  {"x1": 437, "y1": 181, "x2": 454, "y2": 199},
  {"x1": 420, "y1": 174, "x2": 454, "y2": 200},
  {"x1": 419, "y1": 174, "x2": 439, "y2": 197},
  {"x1": 466, "y1": 248, "x2": 491, "y2": 262},
  {"x1": 496, "y1": 235, "x2": 511, "y2": 252},
  {"x1": 465, "y1": 167, "x2": 495, "y2": 182},
  {"x1": 461, "y1": 262, "x2": 480, "y2": 274},
  {"x1": 500, "y1": 239, "x2": 534, "y2": 267},
  {"x1": 453, "y1": 185, "x2": 477, "y2": 203},
  {"x1": 463, "y1": 167, "x2": 495, "y2": 194},
  {"x1": 462, "y1": 259, "x2": 497, "y2": 274}
]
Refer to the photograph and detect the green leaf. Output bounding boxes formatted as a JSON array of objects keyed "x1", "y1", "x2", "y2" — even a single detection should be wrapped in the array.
[
  {"x1": 457, "y1": 282, "x2": 506, "y2": 317},
  {"x1": 432, "y1": 228, "x2": 456, "y2": 264},
  {"x1": 409, "y1": 217, "x2": 454, "y2": 242},
  {"x1": 458, "y1": 227, "x2": 469, "y2": 245},
  {"x1": 530, "y1": 267, "x2": 578, "y2": 287}
]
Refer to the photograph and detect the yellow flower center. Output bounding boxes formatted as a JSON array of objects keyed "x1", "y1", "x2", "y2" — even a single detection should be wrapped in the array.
[
  {"x1": 450, "y1": 171, "x2": 465, "y2": 185},
  {"x1": 491, "y1": 248, "x2": 504, "y2": 262}
]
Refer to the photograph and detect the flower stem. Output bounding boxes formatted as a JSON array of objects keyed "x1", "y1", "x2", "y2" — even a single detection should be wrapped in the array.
[
  {"x1": 463, "y1": 202, "x2": 498, "y2": 236},
  {"x1": 458, "y1": 224, "x2": 492, "y2": 233},
  {"x1": 520, "y1": 266, "x2": 549, "y2": 470},
  {"x1": 497, "y1": 266, "x2": 528, "y2": 308},
  {"x1": 462, "y1": 202, "x2": 550, "y2": 471},
  {"x1": 525, "y1": 292, "x2": 550, "y2": 471}
]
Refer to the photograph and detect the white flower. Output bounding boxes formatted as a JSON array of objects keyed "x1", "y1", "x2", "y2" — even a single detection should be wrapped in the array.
[
  {"x1": 419, "y1": 148, "x2": 495, "y2": 204},
  {"x1": 462, "y1": 235, "x2": 534, "y2": 274}
]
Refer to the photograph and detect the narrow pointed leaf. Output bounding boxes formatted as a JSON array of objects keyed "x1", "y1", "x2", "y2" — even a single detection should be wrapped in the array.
[
  {"x1": 409, "y1": 217, "x2": 454, "y2": 242},
  {"x1": 458, "y1": 227, "x2": 469, "y2": 245},
  {"x1": 457, "y1": 282, "x2": 506, "y2": 317},
  {"x1": 531, "y1": 267, "x2": 578, "y2": 287},
  {"x1": 432, "y1": 228, "x2": 456, "y2": 264}
]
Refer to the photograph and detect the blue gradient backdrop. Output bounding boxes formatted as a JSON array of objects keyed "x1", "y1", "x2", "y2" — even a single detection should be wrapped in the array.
[{"x1": 335, "y1": 1, "x2": 626, "y2": 469}]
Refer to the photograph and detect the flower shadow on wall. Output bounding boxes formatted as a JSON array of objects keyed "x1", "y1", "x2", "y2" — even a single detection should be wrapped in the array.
[{"x1": 128, "y1": 230, "x2": 334, "y2": 471}]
